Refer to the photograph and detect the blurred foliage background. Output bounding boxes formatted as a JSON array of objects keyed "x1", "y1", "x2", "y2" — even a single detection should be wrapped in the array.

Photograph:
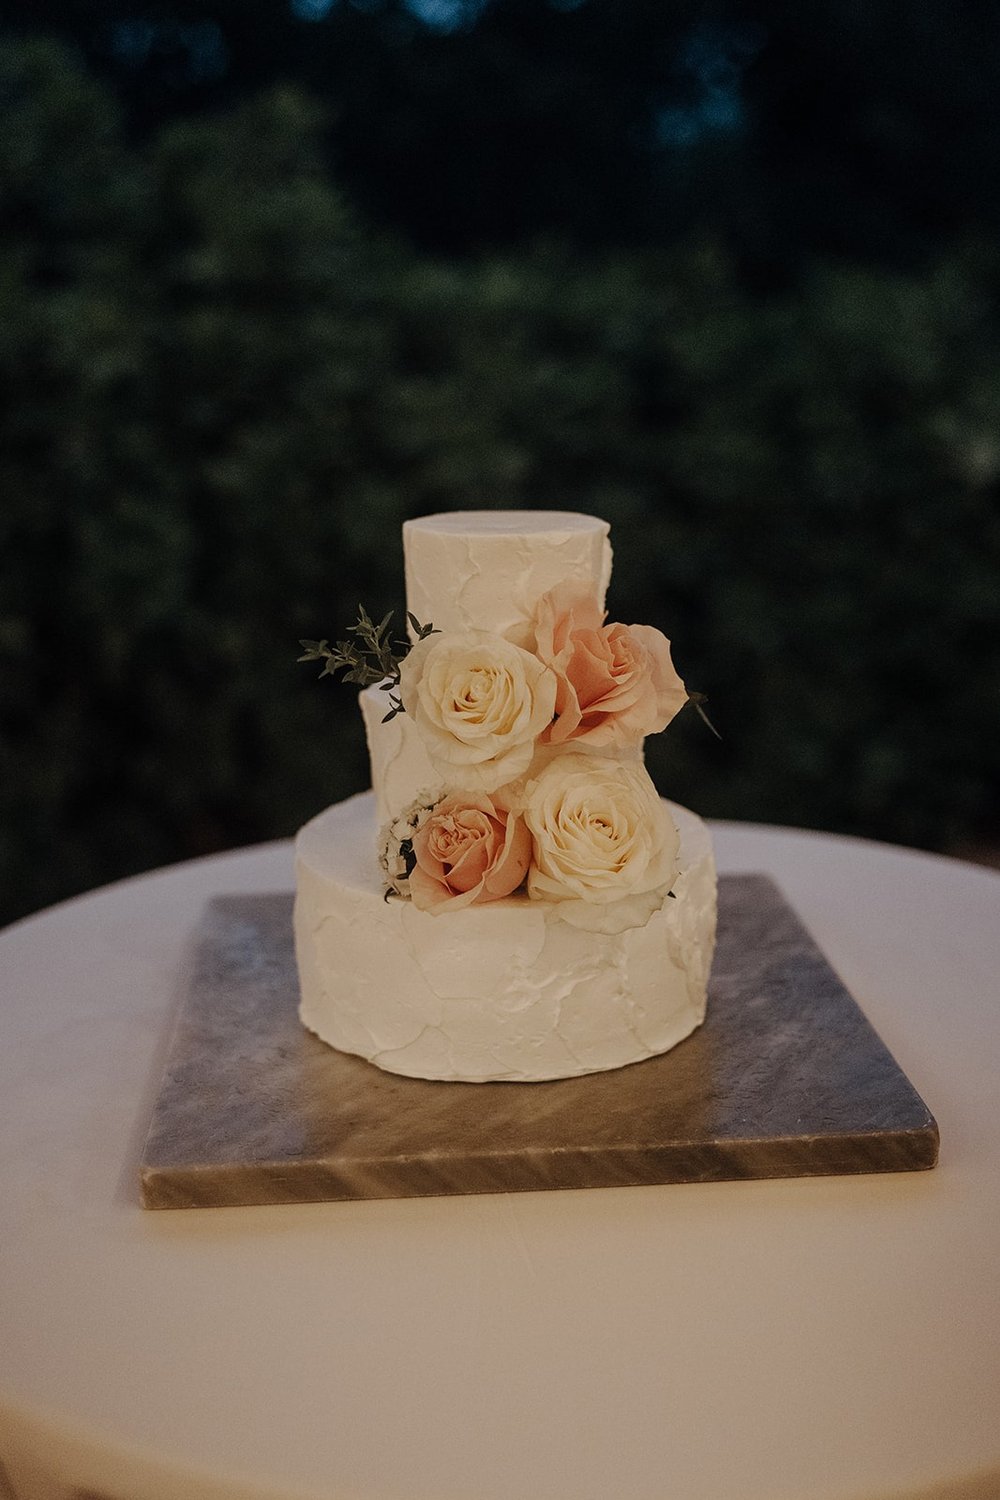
[{"x1": 1, "y1": 2, "x2": 999, "y2": 926}]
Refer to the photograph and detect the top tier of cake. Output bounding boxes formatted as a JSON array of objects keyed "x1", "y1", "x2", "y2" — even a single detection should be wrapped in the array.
[
  {"x1": 362, "y1": 510, "x2": 623, "y2": 827},
  {"x1": 403, "y1": 510, "x2": 612, "y2": 647}
]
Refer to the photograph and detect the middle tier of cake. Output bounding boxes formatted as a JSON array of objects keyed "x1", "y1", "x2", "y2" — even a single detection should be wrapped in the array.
[{"x1": 361, "y1": 683, "x2": 644, "y2": 827}]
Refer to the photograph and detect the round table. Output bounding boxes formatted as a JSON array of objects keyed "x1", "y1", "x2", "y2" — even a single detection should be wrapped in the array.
[{"x1": 1, "y1": 822, "x2": 998, "y2": 1500}]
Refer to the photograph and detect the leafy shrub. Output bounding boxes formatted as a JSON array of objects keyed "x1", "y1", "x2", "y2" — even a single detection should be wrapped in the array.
[{"x1": 1, "y1": 41, "x2": 997, "y2": 925}]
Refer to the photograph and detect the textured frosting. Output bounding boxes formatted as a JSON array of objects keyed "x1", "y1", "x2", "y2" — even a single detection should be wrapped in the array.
[
  {"x1": 294, "y1": 791, "x2": 717, "y2": 1082},
  {"x1": 403, "y1": 510, "x2": 612, "y2": 646},
  {"x1": 361, "y1": 686, "x2": 451, "y2": 828}
]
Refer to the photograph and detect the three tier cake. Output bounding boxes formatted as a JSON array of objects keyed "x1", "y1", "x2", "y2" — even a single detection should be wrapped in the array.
[{"x1": 293, "y1": 511, "x2": 717, "y2": 1082}]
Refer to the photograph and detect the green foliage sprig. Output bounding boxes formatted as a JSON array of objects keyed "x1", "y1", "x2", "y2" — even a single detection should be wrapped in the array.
[{"x1": 299, "y1": 608, "x2": 437, "y2": 721}]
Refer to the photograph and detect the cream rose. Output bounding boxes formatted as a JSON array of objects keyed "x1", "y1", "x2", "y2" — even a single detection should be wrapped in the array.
[
  {"x1": 523, "y1": 753, "x2": 680, "y2": 932},
  {"x1": 398, "y1": 630, "x2": 557, "y2": 793},
  {"x1": 408, "y1": 790, "x2": 531, "y2": 912},
  {"x1": 533, "y1": 583, "x2": 687, "y2": 749}
]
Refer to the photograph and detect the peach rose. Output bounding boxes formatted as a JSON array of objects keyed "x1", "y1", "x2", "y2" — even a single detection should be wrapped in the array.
[
  {"x1": 533, "y1": 583, "x2": 687, "y2": 749},
  {"x1": 399, "y1": 629, "x2": 557, "y2": 792},
  {"x1": 409, "y1": 791, "x2": 532, "y2": 912}
]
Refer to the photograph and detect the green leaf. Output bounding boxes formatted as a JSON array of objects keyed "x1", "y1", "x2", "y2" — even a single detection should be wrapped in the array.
[
  {"x1": 299, "y1": 607, "x2": 434, "y2": 711},
  {"x1": 686, "y1": 692, "x2": 722, "y2": 741}
]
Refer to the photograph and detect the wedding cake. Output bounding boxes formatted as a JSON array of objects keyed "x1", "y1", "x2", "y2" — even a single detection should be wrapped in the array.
[{"x1": 293, "y1": 511, "x2": 717, "y2": 1082}]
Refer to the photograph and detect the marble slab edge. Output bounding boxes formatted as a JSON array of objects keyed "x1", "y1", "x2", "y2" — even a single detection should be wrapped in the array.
[
  {"x1": 139, "y1": 877, "x2": 939, "y2": 1210},
  {"x1": 141, "y1": 1128, "x2": 939, "y2": 1209}
]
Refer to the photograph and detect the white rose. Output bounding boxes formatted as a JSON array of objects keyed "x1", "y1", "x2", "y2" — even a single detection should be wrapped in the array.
[
  {"x1": 523, "y1": 753, "x2": 680, "y2": 932},
  {"x1": 399, "y1": 630, "x2": 557, "y2": 793}
]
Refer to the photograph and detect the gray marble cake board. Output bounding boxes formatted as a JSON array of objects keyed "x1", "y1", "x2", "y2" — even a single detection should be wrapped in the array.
[{"x1": 139, "y1": 876, "x2": 938, "y2": 1209}]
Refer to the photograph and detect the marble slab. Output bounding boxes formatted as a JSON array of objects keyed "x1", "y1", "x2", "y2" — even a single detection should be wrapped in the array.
[{"x1": 139, "y1": 876, "x2": 938, "y2": 1208}]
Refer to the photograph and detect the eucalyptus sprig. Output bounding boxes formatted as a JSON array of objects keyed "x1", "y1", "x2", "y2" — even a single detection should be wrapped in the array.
[{"x1": 298, "y1": 607, "x2": 436, "y2": 721}]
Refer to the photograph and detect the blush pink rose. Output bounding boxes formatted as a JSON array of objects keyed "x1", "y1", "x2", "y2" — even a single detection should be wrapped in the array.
[
  {"x1": 532, "y1": 583, "x2": 688, "y2": 748},
  {"x1": 409, "y1": 792, "x2": 532, "y2": 912}
]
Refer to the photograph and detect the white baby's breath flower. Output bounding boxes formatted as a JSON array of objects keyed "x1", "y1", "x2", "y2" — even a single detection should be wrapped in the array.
[{"x1": 377, "y1": 794, "x2": 442, "y2": 897}]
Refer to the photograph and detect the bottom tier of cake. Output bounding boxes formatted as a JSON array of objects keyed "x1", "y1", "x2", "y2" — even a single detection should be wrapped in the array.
[{"x1": 293, "y1": 791, "x2": 717, "y2": 1083}]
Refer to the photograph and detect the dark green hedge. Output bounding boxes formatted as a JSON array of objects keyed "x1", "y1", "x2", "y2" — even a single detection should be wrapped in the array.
[{"x1": 2, "y1": 40, "x2": 998, "y2": 926}]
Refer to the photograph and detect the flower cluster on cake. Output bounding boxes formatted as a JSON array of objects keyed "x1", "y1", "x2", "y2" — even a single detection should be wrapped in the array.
[{"x1": 294, "y1": 512, "x2": 717, "y2": 1083}]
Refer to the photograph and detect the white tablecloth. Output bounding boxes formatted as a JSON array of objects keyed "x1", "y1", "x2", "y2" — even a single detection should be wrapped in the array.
[{"x1": 1, "y1": 821, "x2": 998, "y2": 1500}]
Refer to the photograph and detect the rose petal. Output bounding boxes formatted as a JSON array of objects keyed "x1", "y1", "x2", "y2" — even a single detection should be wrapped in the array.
[
  {"x1": 628, "y1": 624, "x2": 687, "y2": 731},
  {"x1": 446, "y1": 829, "x2": 496, "y2": 891},
  {"x1": 482, "y1": 810, "x2": 532, "y2": 898}
]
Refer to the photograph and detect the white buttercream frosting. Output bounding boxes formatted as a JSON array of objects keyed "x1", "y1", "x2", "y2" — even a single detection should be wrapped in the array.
[
  {"x1": 403, "y1": 510, "x2": 612, "y2": 646},
  {"x1": 361, "y1": 686, "x2": 446, "y2": 828},
  {"x1": 294, "y1": 792, "x2": 716, "y2": 1082},
  {"x1": 295, "y1": 507, "x2": 717, "y2": 1083}
]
